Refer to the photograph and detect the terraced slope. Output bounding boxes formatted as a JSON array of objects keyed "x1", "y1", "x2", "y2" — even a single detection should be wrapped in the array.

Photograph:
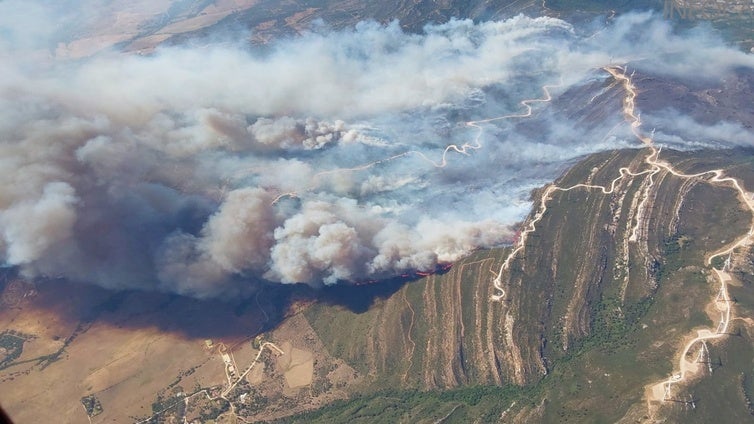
[
  {"x1": 305, "y1": 248, "x2": 515, "y2": 389},
  {"x1": 285, "y1": 146, "x2": 754, "y2": 423}
]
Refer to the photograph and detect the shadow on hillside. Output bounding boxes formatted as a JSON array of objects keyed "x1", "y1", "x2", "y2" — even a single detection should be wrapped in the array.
[{"x1": 0, "y1": 266, "x2": 450, "y2": 341}]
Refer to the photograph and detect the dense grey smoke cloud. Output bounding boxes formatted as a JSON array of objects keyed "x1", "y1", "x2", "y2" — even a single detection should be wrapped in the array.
[{"x1": 1, "y1": 3, "x2": 752, "y2": 297}]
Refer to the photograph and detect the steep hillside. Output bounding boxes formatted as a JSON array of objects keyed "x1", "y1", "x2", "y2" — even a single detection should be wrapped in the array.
[
  {"x1": 280, "y1": 144, "x2": 754, "y2": 423},
  {"x1": 267, "y1": 64, "x2": 754, "y2": 422}
]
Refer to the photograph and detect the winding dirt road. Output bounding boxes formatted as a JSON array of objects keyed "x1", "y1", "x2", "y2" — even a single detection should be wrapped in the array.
[{"x1": 486, "y1": 65, "x2": 754, "y2": 414}]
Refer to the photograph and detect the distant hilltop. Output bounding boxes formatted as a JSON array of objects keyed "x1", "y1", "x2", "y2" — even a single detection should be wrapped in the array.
[
  {"x1": 664, "y1": 0, "x2": 754, "y2": 19},
  {"x1": 664, "y1": 0, "x2": 754, "y2": 50}
]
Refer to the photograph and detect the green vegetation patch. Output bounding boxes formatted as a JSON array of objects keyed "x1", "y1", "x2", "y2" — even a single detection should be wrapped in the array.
[
  {"x1": 81, "y1": 395, "x2": 103, "y2": 417},
  {"x1": 270, "y1": 385, "x2": 530, "y2": 424},
  {"x1": 0, "y1": 330, "x2": 30, "y2": 370}
]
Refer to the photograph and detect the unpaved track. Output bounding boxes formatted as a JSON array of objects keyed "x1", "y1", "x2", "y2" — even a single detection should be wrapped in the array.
[{"x1": 485, "y1": 65, "x2": 754, "y2": 416}]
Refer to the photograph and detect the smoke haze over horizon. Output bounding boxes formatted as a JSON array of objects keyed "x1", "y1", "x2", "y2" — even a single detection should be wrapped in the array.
[{"x1": 1, "y1": 2, "x2": 753, "y2": 298}]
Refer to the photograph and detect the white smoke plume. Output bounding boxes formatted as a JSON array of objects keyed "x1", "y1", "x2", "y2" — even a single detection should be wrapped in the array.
[
  {"x1": 249, "y1": 117, "x2": 359, "y2": 150},
  {"x1": 1, "y1": 2, "x2": 752, "y2": 298}
]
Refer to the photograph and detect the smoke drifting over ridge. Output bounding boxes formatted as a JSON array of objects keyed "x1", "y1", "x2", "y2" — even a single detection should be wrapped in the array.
[{"x1": 1, "y1": 4, "x2": 753, "y2": 298}]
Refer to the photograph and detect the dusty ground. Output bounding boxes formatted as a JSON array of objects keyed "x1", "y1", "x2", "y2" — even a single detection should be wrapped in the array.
[
  {"x1": 0, "y1": 279, "x2": 268, "y2": 423},
  {"x1": 277, "y1": 341, "x2": 315, "y2": 389},
  {"x1": 54, "y1": 0, "x2": 260, "y2": 58}
]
